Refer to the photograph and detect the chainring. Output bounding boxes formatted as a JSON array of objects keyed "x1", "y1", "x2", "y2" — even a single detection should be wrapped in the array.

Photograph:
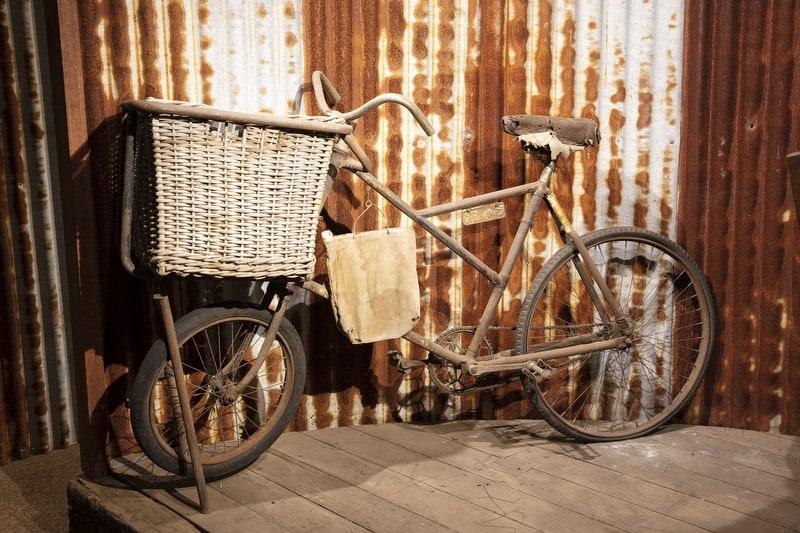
[{"x1": 427, "y1": 327, "x2": 496, "y2": 395}]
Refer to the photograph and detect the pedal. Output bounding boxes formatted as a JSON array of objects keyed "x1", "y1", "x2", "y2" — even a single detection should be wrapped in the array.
[
  {"x1": 522, "y1": 360, "x2": 554, "y2": 382},
  {"x1": 388, "y1": 351, "x2": 425, "y2": 374}
]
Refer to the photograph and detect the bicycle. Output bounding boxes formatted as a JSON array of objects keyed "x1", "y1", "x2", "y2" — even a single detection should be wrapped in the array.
[{"x1": 121, "y1": 71, "x2": 715, "y2": 482}]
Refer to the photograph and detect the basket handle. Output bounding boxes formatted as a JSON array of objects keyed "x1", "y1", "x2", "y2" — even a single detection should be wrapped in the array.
[{"x1": 120, "y1": 119, "x2": 136, "y2": 275}]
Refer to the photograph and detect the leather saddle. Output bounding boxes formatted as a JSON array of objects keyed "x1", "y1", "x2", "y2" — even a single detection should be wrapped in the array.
[{"x1": 502, "y1": 115, "x2": 601, "y2": 149}]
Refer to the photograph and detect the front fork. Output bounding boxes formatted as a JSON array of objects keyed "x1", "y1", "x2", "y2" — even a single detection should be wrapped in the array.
[{"x1": 214, "y1": 284, "x2": 293, "y2": 400}]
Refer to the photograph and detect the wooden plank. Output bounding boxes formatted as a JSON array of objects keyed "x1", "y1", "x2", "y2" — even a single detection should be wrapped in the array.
[
  {"x1": 650, "y1": 426, "x2": 800, "y2": 477},
  {"x1": 357, "y1": 423, "x2": 785, "y2": 533},
  {"x1": 664, "y1": 426, "x2": 800, "y2": 464},
  {"x1": 682, "y1": 424, "x2": 800, "y2": 450},
  {"x1": 213, "y1": 468, "x2": 366, "y2": 532},
  {"x1": 309, "y1": 426, "x2": 619, "y2": 533},
  {"x1": 141, "y1": 481, "x2": 275, "y2": 531},
  {"x1": 251, "y1": 452, "x2": 447, "y2": 533},
  {"x1": 414, "y1": 421, "x2": 800, "y2": 531},
  {"x1": 272, "y1": 430, "x2": 543, "y2": 533},
  {"x1": 68, "y1": 477, "x2": 196, "y2": 533}
]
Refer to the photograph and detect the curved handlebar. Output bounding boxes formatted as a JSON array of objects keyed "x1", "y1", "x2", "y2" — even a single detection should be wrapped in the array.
[
  {"x1": 311, "y1": 71, "x2": 341, "y2": 112},
  {"x1": 341, "y1": 93, "x2": 434, "y2": 137},
  {"x1": 311, "y1": 70, "x2": 434, "y2": 137}
]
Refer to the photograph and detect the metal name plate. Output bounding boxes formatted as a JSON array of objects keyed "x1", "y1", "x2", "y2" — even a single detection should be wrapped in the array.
[{"x1": 462, "y1": 202, "x2": 506, "y2": 225}]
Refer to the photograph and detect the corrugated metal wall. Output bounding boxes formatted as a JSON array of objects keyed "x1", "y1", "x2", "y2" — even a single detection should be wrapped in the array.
[
  {"x1": 4, "y1": 0, "x2": 798, "y2": 466},
  {"x1": 677, "y1": 0, "x2": 800, "y2": 435},
  {"x1": 300, "y1": 0, "x2": 686, "y2": 427},
  {"x1": 0, "y1": 0, "x2": 75, "y2": 465},
  {"x1": 62, "y1": 0, "x2": 306, "y2": 460}
]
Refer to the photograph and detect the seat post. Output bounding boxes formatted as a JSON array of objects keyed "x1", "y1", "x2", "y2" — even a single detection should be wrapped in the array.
[{"x1": 539, "y1": 159, "x2": 557, "y2": 187}]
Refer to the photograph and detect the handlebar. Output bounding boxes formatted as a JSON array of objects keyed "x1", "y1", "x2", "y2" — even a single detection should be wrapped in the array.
[
  {"x1": 311, "y1": 70, "x2": 434, "y2": 137},
  {"x1": 341, "y1": 93, "x2": 434, "y2": 136},
  {"x1": 311, "y1": 71, "x2": 341, "y2": 112}
]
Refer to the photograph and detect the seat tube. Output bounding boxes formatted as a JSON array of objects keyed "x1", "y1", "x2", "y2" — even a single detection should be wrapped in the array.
[
  {"x1": 547, "y1": 192, "x2": 626, "y2": 321},
  {"x1": 464, "y1": 161, "x2": 556, "y2": 359}
]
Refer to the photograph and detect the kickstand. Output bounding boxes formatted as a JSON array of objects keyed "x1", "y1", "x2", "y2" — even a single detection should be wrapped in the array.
[{"x1": 153, "y1": 292, "x2": 210, "y2": 514}]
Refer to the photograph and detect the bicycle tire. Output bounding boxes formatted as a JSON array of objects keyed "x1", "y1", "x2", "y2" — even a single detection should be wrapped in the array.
[
  {"x1": 515, "y1": 227, "x2": 715, "y2": 441},
  {"x1": 131, "y1": 304, "x2": 306, "y2": 478}
]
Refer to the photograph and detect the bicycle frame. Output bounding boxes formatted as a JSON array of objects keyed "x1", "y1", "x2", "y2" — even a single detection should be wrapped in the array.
[
  {"x1": 323, "y1": 157, "x2": 628, "y2": 376},
  {"x1": 292, "y1": 71, "x2": 631, "y2": 379},
  {"x1": 132, "y1": 71, "x2": 630, "y2": 395}
]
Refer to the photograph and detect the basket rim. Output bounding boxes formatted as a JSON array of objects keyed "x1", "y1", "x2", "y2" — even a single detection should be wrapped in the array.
[{"x1": 122, "y1": 99, "x2": 353, "y2": 136}]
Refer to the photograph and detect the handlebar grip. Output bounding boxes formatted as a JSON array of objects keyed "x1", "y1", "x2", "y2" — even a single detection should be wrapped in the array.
[{"x1": 312, "y1": 71, "x2": 341, "y2": 111}]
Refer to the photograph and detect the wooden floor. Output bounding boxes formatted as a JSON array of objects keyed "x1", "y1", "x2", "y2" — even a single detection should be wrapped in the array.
[{"x1": 74, "y1": 421, "x2": 800, "y2": 532}]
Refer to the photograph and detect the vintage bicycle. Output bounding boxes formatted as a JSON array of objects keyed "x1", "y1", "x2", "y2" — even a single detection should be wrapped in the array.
[{"x1": 120, "y1": 71, "x2": 715, "y2": 486}]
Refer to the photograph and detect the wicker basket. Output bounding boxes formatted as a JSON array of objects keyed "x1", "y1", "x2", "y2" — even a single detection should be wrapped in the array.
[{"x1": 129, "y1": 104, "x2": 346, "y2": 279}]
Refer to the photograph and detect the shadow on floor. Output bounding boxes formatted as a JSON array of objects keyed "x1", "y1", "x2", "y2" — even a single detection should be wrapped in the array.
[{"x1": 0, "y1": 445, "x2": 80, "y2": 532}]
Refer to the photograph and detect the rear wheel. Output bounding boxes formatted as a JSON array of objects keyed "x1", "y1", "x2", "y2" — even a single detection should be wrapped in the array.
[
  {"x1": 131, "y1": 305, "x2": 306, "y2": 478},
  {"x1": 515, "y1": 227, "x2": 715, "y2": 441}
]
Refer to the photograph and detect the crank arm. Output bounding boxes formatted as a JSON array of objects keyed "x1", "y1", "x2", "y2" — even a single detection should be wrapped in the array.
[{"x1": 390, "y1": 351, "x2": 426, "y2": 373}]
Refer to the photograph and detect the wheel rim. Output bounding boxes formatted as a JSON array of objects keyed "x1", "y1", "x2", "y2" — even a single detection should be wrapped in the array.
[
  {"x1": 522, "y1": 235, "x2": 711, "y2": 438},
  {"x1": 147, "y1": 316, "x2": 295, "y2": 465}
]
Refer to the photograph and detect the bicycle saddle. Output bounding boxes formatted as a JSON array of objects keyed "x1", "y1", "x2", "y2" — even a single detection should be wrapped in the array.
[{"x1": 502, "y1": 114, "x2": 600, "y2": 159}]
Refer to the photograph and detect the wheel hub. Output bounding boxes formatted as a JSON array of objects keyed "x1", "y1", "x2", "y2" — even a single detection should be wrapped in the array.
[{"x1": 208, "y1": 376, "x2": 238, "y2": 404}]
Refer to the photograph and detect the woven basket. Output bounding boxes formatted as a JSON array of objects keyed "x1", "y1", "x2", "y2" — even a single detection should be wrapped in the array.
[{"x1": 130, "y1": 109, "x2": 344, "y2": 279}]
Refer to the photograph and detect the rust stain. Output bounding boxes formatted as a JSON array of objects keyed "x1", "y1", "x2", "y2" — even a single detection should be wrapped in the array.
[
  {"x1": 136, "y1": 0, "x2": 162, "y2": 98},
  {"x1": 634, "y1": 72, "x2": 651, "y2": 228},
  {"x1": 660, "y1": 143, "x2": 674, "y2": 236},
  {"x1": 284, "y1": 1, "x2": 295, "y2": 19},
  {"x1": 636, "y1": 84, "x2": 653, "y2": 128},
  {"x1": 633, "y1": 166, "x2": 649, "y2": 227},
  {"x1": 431, "y1": 0, "x2": 457, "y2": 347},
  {"x1": 610, "y1": 79, "x2": 626, "y2": 103},
  {"x1": 553, "y1": 8, "x2": 576, "y2": 242},
  {"x1": 579, "y1": 47, "x2": 600, "y2": 231},
  {"x1": 167, "y1": 1, "x2": 189, "y2": 100},
  {"x1": 198, "y1": 2, "x2": 210, "y2": 23},
  {"x1": 531, "y1": 0, "x2": 552, "y2": 114},
  {"x1": 665, "y1": 53, "x2": 678, "y2": 125},
  {"x1": 412, "y1": 23, "x2": 428, "y2": 60},
  {"x1": 0, "y1": 1, "x2": 48, "y2": 454},
  {"x1": 557, "y1": 13, "x2": 576, "y2": 117},
  {"x1": 198, "y1": 1, "x2": 214, "y2": 104}
]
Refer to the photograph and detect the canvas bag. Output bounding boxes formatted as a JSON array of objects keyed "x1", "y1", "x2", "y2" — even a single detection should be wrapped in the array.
[{"x1": 322, "y1": 228, "x2": 420, "y2": 344}]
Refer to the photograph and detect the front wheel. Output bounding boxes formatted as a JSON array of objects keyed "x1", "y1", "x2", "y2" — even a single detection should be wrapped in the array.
[
  {"x1": 131, "y1": 305, "x2": 306, "y2": 478},
  {"x1": 515, "y1": 227, "x2": 715, "y2": 441}
]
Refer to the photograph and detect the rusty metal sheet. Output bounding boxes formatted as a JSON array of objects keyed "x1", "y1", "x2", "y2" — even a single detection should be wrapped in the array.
[
  {"x1": 50, "y1": 0, "x2": 799, "y2": 466},
  {"x1": 678, "y1": 0, "x2": 800, "y2": 435},
  {"x1": 60, "y1": 0, "x2": 307, "y2": 457},
  {"x1": 302, "y1": 0, "x2": 688, "y2": 428},
  {"x1": 0, "y1": 0, "x2": 76, "y2": 463}
]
